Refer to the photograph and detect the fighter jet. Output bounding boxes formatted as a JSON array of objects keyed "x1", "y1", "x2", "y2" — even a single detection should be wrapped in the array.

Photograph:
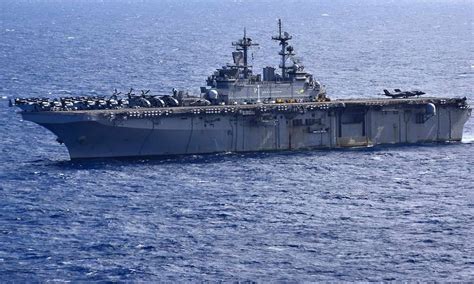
[{"x1": 382, "y1": 89, "x2": 426, "y2": 98}]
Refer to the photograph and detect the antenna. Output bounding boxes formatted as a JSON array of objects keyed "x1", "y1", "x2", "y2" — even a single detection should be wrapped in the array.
[{"x1": 278, "y1": 19, "x2": 282, "y2": 38}]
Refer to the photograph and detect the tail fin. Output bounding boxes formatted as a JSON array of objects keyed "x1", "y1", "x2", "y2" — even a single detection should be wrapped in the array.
[{"x1": 383, "y1": 89, "x2": 391, "y2": 96}]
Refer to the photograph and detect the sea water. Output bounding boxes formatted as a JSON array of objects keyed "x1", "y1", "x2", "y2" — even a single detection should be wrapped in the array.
[{"x1": 0, "y1": 0, "x2": 472, "y2": 281}]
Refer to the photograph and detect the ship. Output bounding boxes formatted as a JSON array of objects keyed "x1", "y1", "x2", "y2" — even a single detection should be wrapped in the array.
[{"x1": 11, "y1": 20, "x2": 471, "y2": 159}]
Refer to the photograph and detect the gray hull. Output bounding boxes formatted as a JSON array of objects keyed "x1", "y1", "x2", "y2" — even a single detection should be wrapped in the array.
[{"x1": 22, "y1": 98, "x2": 471, "y2": 159}]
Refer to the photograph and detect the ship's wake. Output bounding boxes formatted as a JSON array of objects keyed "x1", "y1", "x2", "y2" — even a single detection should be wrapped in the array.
[{"x1": 461, "y1": 134, "x2": 474, "y2": 144}]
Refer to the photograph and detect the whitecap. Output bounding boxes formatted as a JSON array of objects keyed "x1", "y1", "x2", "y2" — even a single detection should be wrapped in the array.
[
  {"x1": 267, "y1": 246, "x2": 285, "y2": 251},
  {"x1": 321, "y1": 13, "x2": 330, "y2": 17}
]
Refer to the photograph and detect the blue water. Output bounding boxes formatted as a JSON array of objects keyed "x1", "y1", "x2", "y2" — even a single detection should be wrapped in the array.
[{"x1": 0, "y1": 0, "x2": 473, "y2": 281}]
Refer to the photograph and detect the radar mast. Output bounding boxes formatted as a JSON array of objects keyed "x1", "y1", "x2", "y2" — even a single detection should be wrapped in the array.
[
  {"x1": 232, "y1": 28, "x2": 259, "y2": 79},
  {"x1": 272, "y1": 19, "x2": 295, "y2": 80}
]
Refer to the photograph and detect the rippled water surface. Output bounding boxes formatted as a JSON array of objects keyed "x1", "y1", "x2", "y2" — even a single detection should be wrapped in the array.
[{"x1": 0, "y1": 0, "x2": 473, "y2": 281}]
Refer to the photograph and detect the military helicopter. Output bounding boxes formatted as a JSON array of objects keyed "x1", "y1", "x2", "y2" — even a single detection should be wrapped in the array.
[{"x1": 382, "y1": 89, "x2": 426, "y2": 99}]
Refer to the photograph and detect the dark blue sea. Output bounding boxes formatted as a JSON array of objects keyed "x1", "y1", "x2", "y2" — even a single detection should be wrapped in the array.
[{"x1": 0, "y1": 0, "x2": 473, "y2": 281}]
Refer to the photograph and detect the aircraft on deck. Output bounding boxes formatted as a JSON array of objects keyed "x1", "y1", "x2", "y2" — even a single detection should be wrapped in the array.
[{"x1": 382, "y1": 89, "x2": 426, "y2": 98}]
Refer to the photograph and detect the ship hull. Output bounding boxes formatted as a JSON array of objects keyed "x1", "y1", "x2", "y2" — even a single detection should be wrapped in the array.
[{"x1": 21, "y1": 98, "x2": 471, "y2": 159}]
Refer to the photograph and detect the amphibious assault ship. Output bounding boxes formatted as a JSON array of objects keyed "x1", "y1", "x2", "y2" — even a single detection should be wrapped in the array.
[{"x1": 11, "y1": 20, "x2": 471, "y2": 159}]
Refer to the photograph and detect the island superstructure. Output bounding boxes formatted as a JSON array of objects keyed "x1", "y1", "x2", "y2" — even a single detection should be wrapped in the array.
[{"x1": 11, "y1": 20, "x2": 471, "y2": 159}]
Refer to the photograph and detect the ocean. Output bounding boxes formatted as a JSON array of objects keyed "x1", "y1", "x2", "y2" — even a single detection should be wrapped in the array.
[{"x1": 0, "y1": 0, "x2": 473, "y2": 281}]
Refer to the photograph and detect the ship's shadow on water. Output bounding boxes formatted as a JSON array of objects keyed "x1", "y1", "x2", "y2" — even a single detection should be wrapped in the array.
[{"x1": 42, "y1": 141, "x2": 469, "y2": 169}]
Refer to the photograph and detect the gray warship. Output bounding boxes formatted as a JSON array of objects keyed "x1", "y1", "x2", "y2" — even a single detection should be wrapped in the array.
[{"x1": 11, "y1": 20, "x2": 471, "y2": 159}]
